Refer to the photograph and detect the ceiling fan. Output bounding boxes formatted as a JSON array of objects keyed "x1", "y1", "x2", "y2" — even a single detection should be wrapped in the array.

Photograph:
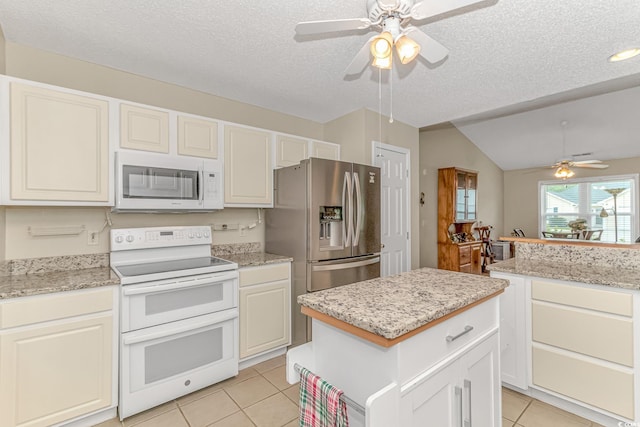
[
  {"x1": 295, "y1": 0, "x2": 486, "y2": 74},
  {"x1": 544, "y1": 121, "x2": 609, "y2": 179}
]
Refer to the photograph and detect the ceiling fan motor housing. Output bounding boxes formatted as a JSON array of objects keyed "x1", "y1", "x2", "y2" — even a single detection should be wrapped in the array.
[{"x1": 367, "y1": 0, "x2": 415, "y2": 22}]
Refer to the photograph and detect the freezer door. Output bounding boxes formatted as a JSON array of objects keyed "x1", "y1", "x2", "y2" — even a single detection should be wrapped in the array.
[
  {"x1": 352, "y1": 163, "x2": 381, "y2": 257},
  {"x1": 308, "y1": 158, "x2": 354, "y2": 261},
  {"x1": 307, "y1": 255, "x2": 380, "y2": 292}
]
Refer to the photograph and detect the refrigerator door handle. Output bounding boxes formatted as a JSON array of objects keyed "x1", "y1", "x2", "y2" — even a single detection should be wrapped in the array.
[
  {"x1": 343, "y1": 171, "x2": 352, "y2": 247},
  {"x1": 353, "y1": 172, "x2": 362, "y2": 247},
  {"x1": 311, "y1": 256, "x2": 380, "y2": 272}
]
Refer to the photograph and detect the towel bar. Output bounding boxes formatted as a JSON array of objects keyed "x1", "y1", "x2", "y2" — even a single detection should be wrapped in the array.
[{"x1": 293, "y1": 363, "x2": 365, "y2": 416}]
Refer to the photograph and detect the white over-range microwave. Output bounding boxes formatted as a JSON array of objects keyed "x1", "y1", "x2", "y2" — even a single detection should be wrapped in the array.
[{"x1": 114, "y1": 151, "x2": 223, "y2": 212}]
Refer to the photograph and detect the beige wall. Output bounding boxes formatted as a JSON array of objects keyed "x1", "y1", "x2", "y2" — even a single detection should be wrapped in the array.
[
  {"x1": 0, "y1": 24, "x2": 6, "y2": 74},
  {"x1": 419, "y1": 125, "x2": 504, "y2": 268},
  {"x1": 504, "y1": 156, "x2": 640, "y2": 239},
  {"x1": 325, "y1": 108, "x2": 421, "y2": 270},
  {"x1": 1, "y1": 43, "x2": 328, "y2": 260}
]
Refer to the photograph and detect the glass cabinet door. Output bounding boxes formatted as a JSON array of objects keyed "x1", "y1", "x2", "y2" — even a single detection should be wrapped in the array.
[
  {"x1": 467, "y1": 174, "x2": 477, "y2": 220},
  {"x1": 456, "y1": 172, "x2": 467, "y2": 220},
  {"x1": 455, "y1": 171, "x2": 478, "y2": 221}
]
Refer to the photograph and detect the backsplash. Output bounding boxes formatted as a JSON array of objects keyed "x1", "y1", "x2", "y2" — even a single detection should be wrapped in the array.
[
  {"x1": 0, "y1": 254, "x2": 109, "y2": 277},
  {"x1": 211, "y1": 242, "x2": 261, "y2": 256},
  {"x1": 515, "y1": 242, "x2": 640, "y2": 269}
]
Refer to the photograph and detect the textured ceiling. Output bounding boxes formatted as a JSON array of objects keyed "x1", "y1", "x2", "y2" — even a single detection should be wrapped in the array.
[{"x1": 0, "y1": 0, "x2": 639, "y2": 169}]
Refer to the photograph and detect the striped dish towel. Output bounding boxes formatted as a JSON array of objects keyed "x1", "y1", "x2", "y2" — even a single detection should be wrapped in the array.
[{"x1": 299, "y1": 366, "x2": 349, "y2": 427}]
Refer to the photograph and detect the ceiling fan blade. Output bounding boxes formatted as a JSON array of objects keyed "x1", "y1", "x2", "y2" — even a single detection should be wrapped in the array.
[
  {"x1": 572, "y1": 159, "x2": 603, "y2": 165},
  {"x1": 574, "y1": 163, "x2": 609, "y2": 169},
  {"x1": 295, "y1": 18, "x2": 372, "y2": 35},
  {"x1": 345, "y1": 36, "x2": 376, "y2": 75},
  {"x1": 404, "y1": 27, "x2": 449, "y2": 63},
  {"x1": 411, "y1": 0, "x2": 485, "y2": 20}
]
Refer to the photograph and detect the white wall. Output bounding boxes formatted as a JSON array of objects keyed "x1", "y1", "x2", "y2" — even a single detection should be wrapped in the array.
[{"x1": 419, "y1": 125, "x2": 504, "y2": 268}]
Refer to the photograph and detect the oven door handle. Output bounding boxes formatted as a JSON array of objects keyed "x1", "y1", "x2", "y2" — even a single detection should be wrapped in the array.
[
  {"x1": 122, "y1": 278, "x2": 227, "y2": 296},
  {"x1": 122, "y1": 309, "x2": 238, "y2": 345}
]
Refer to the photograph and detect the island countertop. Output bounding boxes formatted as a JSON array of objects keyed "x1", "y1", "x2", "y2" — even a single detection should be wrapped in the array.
[
  {"x1": 297, "y1": 267, "x2": 508, "y2": 344},
  {"x1": 488, "y1": 257, "x2": 640, "y2": 290}
]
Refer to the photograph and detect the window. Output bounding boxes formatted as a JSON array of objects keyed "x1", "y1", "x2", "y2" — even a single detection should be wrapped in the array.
[{"x1": 539, "y1": 175, "x2": 639, "y2": 243}]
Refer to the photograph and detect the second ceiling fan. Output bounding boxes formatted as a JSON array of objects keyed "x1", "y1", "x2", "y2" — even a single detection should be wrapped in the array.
[{"x1": 295, "y1": 0, "x2": 487, "y2": 74}]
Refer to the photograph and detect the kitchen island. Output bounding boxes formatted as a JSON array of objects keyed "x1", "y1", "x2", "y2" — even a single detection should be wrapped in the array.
[{"x1": 286, "y1": 267, "x2": 508, "y2": 427}]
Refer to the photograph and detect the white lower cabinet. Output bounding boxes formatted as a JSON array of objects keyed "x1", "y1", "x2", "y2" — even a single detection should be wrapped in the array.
[
  {"x1": 401, "y1": 332, "x2": 500, "y2": 426},
  {"x1": 493, "y1": 269, "x2": 640, "y2": 425},
  {"x1": 531, "y1": 279, "x2": 636, "y2": 421},
  {"x1": 0, "y1": 287, "x2": 117, "y2": 427},
  {"x1": 239, "y1": 262, "x2": 291, "y2": 360},
  {"x1": 490, "y1": 271, "x2": 529, "y2": 389}
]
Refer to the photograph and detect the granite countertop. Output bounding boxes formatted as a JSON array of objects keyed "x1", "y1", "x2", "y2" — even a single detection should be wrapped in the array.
[
  {"x1": 297, "y1": 267, "x2": 508, "y2": 340},
  {"x1": 487, "y1": 258, "x2": 640, "y2": 290},
  {"x1": 217, "y1": 252, "x2": 292, "y2": 268},
  {"x1": 0, "y1": 267, "x2": 119, "y2": 299}
]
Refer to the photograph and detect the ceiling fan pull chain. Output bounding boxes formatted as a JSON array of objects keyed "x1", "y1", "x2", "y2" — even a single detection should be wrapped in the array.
[
  {"x1": 378, "y1": 67, "x2": 383, "y2": 142},
  {"x1": 389, "y1": 69, "x2": 394, "y2": 123}
]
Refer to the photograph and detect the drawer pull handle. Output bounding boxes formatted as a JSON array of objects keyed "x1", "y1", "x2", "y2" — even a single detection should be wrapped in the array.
[{"x1": 446, "y1": 325, "x2": 474, "y2": 342}]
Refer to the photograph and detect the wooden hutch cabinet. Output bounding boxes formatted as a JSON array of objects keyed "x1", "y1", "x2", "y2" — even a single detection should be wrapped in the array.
[{"x1": 437, "y1": 167, "x2": 482, "y2": 274}]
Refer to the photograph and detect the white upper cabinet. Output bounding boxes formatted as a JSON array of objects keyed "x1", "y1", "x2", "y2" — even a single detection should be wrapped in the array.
[
  {"x1": 275, "y1": 134, "x2": 308, "y2": 168},
  {"x1": 224, "y1": 124, "x2": 273, "y2": 207},
  {"x1": 177, "y1": 115, "x2": 219, "y2": 159},
  {"x1": 4, "y1": 80, "x2": 112, "y2": 205},
  {"x1": 119, "y1": 103, "x2": 169, "y2": 153},
  {"x1": 310, "y1": 140, "x2": 340, "y2": 160}
]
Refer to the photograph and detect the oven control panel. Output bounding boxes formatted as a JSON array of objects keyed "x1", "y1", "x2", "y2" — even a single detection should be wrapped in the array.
[{"x1": 111, "y1": 226, "x2": 212, "y2": 251}]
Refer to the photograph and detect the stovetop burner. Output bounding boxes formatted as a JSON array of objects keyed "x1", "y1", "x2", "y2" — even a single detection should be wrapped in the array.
[
  {"x1": 113, "y1": 256, "x2": 234, "y2": 278},
  {"x1": 110, "y1": 226, "x2": 238, "y2": 285}
]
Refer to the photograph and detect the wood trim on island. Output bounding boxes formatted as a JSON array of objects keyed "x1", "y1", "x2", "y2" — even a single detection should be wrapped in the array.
[{"x1": 301, "y1": 289, "x2": 504, "y2": 348}]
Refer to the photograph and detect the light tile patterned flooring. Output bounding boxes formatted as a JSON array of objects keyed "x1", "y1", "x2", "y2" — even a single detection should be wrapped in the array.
[{"x1": 96, "y1": 355, "x2": 605, "y2": 427}]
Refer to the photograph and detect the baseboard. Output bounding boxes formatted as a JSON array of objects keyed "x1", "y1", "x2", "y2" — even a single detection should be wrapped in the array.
[{"x1": 239, "y1": 347, "x2": 287, "y2": 370}]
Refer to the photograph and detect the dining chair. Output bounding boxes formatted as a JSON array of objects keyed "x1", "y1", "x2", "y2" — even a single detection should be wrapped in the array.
[{"x1": 582, "y1": 229, "x2": 603, "y2": 240}]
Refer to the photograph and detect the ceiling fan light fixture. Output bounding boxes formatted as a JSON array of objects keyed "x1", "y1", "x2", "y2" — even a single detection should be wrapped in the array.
[
  {"x1": 608, "y1": 48, "x2": 640, "y2": 62},
  {"x1": 370, "y1": 31, "x2": 393, "y2": 59},
  {"x1": 372, "y1": 53, "x2": 392, "y2": 69},
  {"x1": 554, "y1": 165, "x2": 575, "y2": 179},
  {"x1": 395, "y1": 34, "x2": 421, "y2": 64}
]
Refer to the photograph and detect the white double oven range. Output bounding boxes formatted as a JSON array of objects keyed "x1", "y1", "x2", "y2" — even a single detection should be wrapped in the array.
[{"x1": 110, "y1": 226, "x2": 239, "y2": 419}]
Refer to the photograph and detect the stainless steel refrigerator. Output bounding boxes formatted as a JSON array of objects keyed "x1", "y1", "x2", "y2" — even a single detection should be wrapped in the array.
[{"x1": 265, "y1": 158, "x2": 381, "y2": 346}]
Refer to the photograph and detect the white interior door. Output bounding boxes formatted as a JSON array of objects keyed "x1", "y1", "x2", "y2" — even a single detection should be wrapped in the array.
[{"x1": 373, "y1": 142, "x2": 410, "y2": 276}]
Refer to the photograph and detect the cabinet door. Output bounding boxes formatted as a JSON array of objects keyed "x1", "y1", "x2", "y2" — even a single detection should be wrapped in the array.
[
  {"x1": 177, "y1": 115, "x2": 218, "y2": 158},
  {"x1": 310, "y1": 140, "x2": 340, "y2": 160},
  {"x1": 9, "y1": 83, "x2": 110, "y2": 202},
  {"x1": 401, "y1": 362, "x2": 460, "y2": 427},
  {"x1": 120, "y1": 103, "x2": 169, "y2": 153},
  {"x1": 224, "y1": 125, "x2": 272, "y2": 206},
  {"x1": 461, "y1": 332, "x2": 501, "y2": 427},
  {"x1": 275, "y1": 134, "x2": 308, "y2": 167},
  {"x1": 239, "y1": 280, "x2": 290, "y2": 359},
  {"x1": 0, "y1": 313, "x2": 113, "y2": 427},
  {"x1": 493, "y1": 273, "x2": 529, "y2": 389}
]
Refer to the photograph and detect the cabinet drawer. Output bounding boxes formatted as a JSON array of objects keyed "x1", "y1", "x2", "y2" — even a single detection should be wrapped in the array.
[
  {"x1": 459, "y1": 246, "x2": 471, "y2": 265},
  {"x1": 239, "y1": 263, "x2": 290, "y2": 288},
  {"x1": 398, "y1": 297, "x2": 499, "y2": 384},
  {"x1": 532, "y1": 301, "x2": 633, "y2": 366},
  {"x1": 532, "y1": 280, "x2": 632, "y2": 316},
  {"x1": 0, "y1": 287, "x2": 113, "y2": 329},
  {"x1": 532, "y1": 344, "x2": 634, "y2": 419}
]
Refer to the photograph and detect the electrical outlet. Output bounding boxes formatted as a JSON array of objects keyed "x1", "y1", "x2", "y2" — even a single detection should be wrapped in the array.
[{"x1": 88, "y1": 230, "x2": 99, "y2": 246}]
